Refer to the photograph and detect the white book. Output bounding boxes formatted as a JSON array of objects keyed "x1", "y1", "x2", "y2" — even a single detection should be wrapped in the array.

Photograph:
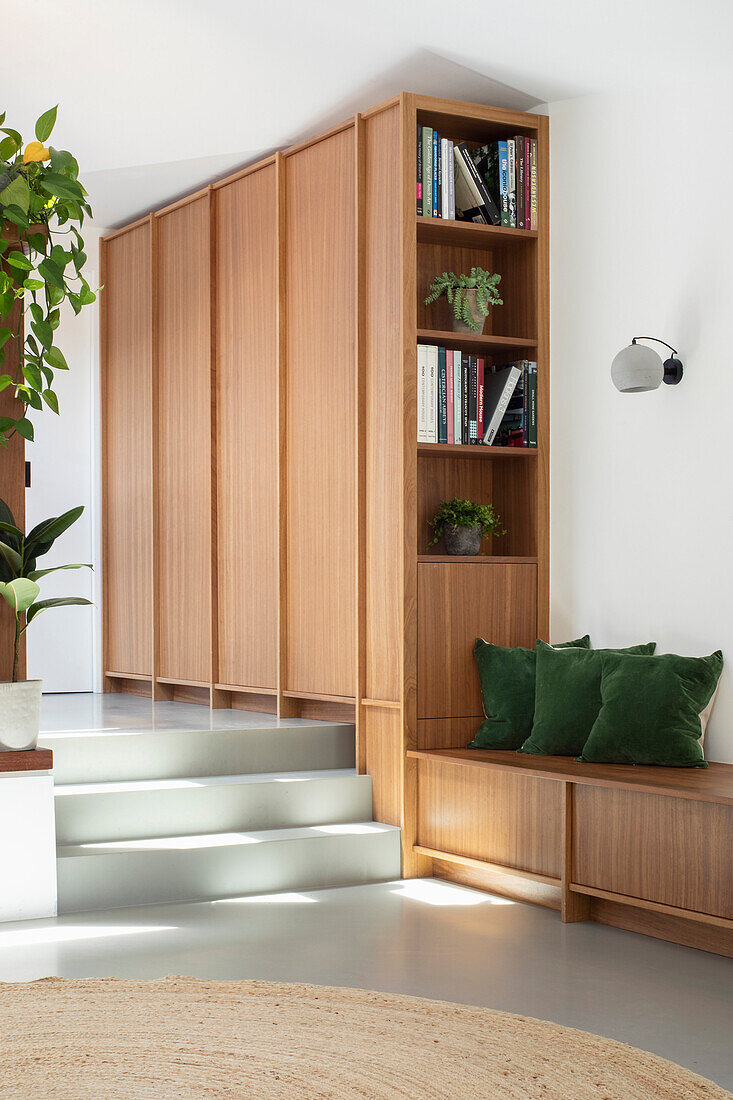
[
  {"x1": 417, "y1": 345, "x2": 429, "y2": 442},
  {"x1": 453, "y1": 350, "x2": 462, "y2": 443},
  {"x1": 483, "y1": 365, "x2": 522, "y2": 445},
  {"x1": 426, "y1": 345, "x2": 438, "y2": 443},
  {"x1": 441, "y1": 139, "x2": 449, "y2": 219}
]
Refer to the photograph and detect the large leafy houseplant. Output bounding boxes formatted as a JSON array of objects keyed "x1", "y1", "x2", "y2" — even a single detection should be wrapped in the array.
[
  {"x1": 424, "y1": 267, "x2": 502, "y2": 334},
  {"x1": 0, "y1": 105, "x2": 96, "y2": 445},
  {"x1": 0, "y1": 498, "x2": 92, "y2": 683}
]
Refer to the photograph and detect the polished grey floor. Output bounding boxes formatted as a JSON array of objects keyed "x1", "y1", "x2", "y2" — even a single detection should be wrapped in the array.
[{"x1": 1, "y1": 880, "x2": 731, "y2": 1090}]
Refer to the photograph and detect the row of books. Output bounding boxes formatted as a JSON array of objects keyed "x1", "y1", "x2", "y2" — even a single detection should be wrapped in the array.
[
  {"x1": 416, "y1": 125, "x2": 538, "y2": 230},
  {"x1": 417, "y1": 345, "x2": 537, "y2": 447}
]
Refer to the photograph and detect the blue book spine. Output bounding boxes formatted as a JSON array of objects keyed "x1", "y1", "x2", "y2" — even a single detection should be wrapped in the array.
[
  {"x1": 498, "y1": 140, "x2": 510, "y2": 228},
  {"x1": 432, "y1": 130, "x2": 439, "y2": 218},
  {"x1": 437, "y1": 347, "x2": 448, "y2": 444}
]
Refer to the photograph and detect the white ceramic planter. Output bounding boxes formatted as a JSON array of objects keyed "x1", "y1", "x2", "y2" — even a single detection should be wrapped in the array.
[{"x1": 0, "y1": 680, "x2": 42, "y2": 751}]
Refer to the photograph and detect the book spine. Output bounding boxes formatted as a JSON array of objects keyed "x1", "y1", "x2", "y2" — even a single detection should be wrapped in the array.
[
  {"x1": 507, "y1": 139, "x2": 516, "y2": 228},
  {"x1": 477, "y1": 358, "x2": 485, "y2": 444},
  {"x1": 422, "y1": 128, "x2": 433, "y2": 219},
  {"x1": 530, "y1": 138, "x2": 538, "y2": 230},
  {"x1": 529, "y1": 363, "x2": 537, "y2": 447},
  {"x1": 461, "y1": 354, "x2": 469, "y2": 444},
  {"x1": 417, "y1": 345, "x2": 428, "y2": 442},
  {"x1": 524, "y1": 137, "x2": 531, "y2": 229},
  {"x1": 437, "y1": 346, "x2": 447, "y2": 444},
  {"x1": 453, "y1": 353, "x2": 462, "y2": 444},
  {"x1": 522, "y1": 362, "x2": 529, "y2": 446},
  {"x1": 446, "y1": 351, "x2": 454, "y2": 445},
  {"x1": 432, "y1": 129, "x2": 439, "y2": 218},
  {"x1": 516, "y1": 136, "x2": 525, "y2": 229},
  {"x1": 498, "y1": 141, "x2": 510, "y2": 227},
  {"x1": 440, "y1": 139, "x2": 447, "y2": 219},
  {"x1": 427, "y1": 346, "x2": 438, "y2": 443},
  {"x1": 447, "y1": 140, "x2": 455, "y2": 219},
  {"x1": 456, "y1": 142, "x2": 500, "y2": 225},
  {"x1": 416, "y1": 124, "x2": 423, "y2": 216},
  {"x1": 484, "y1": 366, "x2": 522, "y2": 445},
  {"x1": 469, "y1": 356, "x2": 478, "y2": 443}
]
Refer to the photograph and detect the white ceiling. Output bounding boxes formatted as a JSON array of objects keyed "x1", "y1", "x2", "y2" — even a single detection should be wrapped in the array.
[{"x1": 4, "y1": 0, "x2": 731, "y2": 226}]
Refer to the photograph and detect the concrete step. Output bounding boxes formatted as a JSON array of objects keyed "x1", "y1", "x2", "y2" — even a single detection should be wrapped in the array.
[
  {"x1": 41, "y1": 722, "x2": 355, "y2": 784},
  {"x1": 56, "y1": 822, "x2": 401, "y2": 913},
  {"x1": 54, "y1": 769, "x2": 373, "y2": 845}
]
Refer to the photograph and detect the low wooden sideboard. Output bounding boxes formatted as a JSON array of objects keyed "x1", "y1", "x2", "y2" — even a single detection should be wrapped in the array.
[{"x1": 407, "y1": 748, "x2": 733, "y2": 957}]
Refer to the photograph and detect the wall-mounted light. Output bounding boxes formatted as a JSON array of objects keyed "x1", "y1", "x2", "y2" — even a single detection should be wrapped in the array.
[{"x1": 611, "y1": 337, "x2": 684, "y2": 393}]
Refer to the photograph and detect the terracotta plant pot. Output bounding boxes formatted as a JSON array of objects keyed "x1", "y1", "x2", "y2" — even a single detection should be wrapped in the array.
[
  {"x1": 443, "y1": 524, "x2": 482, "y2": 556},
  {"x1": 0, "y1": 680, "x2": 42, "y2": 750},
  {"x1": 451, "y1": 289, "x2": 486, "y2": 335}
]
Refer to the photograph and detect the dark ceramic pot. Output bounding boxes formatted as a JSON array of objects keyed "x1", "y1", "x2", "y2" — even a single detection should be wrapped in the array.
[{"x1": 444, "y1": 524, "x2": 482, "y2": 555}]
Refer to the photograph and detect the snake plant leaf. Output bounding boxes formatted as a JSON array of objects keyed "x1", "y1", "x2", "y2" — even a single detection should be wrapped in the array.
[
  {"x1": 26, "y1": 596, "x2": 93, "y2": 625},
  {"x1": 0, "y1": 578, "x2": 40, "y2": 613}
]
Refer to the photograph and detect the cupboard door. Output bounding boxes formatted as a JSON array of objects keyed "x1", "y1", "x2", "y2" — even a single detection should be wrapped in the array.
[
  {"x1": 284, "y1": 129, "x2": 356, "y2": 698},
  {"x1": 156, "y1": 197, "x2": 211, "y2": 684},
  {"x1": 102, "y1": 224, "x2": 153, "y2": 677},
  {"x1": 216, "y1": 167, "x2": 278, "y2": 690}
]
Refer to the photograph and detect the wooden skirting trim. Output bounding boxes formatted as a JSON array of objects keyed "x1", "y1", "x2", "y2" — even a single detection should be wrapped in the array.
[
  {"x1": 591, "y1": 898, "x2": 733, "y2": 958},
  {"x1": 571, "y1": 883, "x2": 733, "y2": 931},
  {"x1": 282, "y1": 690, "x2": 356, "y2": 705},
  {"x1": 361, "y1": 698, "x2": 401, "y2": 710},
  {"x1": 0, "y1": 749, "x2": 53, "y2": 773},
  {"x1": 432, "y1": 858, "x2": 561, "y2": 911},
  {"x1": 414, "y1": 845, "x2": 561, "y2": 888},
  {"x1": 215, "y1": 683, "x2": 277, "y2": 696}
]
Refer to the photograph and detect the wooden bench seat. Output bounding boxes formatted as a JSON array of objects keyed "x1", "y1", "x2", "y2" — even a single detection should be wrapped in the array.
[{"x1": 406, "y1": 748, "x2": 733, "y2": 957}]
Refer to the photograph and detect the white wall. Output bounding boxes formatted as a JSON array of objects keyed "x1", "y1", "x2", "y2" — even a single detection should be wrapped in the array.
[
  {"x1": 25, "y1": 230, "x2": 104, "y2": 693},
  {"x1": 547, "y1": 82, "x2": 733, "y2": 762}
]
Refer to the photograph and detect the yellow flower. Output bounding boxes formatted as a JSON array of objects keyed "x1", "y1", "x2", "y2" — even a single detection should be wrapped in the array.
[{"x1": 23, "y1": 141, "x2": 50, "y2": 164}]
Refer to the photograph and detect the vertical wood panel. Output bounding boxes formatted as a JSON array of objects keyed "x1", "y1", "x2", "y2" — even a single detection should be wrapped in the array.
[
  {"x1": 536, "y1": 115, "x2": 550, "y2": 638},
  {"x1": 156, "y1": 197, "x2": 211, "y2": 684},
  {"x1": 363, "y1": 708, "x2": 402, "y2": 826},
  {"x1": 216, "y1": 166, "x2": 278, "y2": 690},
  {"x1": 101, "y1": 224, "x2": 153, "y2": 678},
  {"x1": 284, "y1": 129, "x2": 356, "y2": 698}
]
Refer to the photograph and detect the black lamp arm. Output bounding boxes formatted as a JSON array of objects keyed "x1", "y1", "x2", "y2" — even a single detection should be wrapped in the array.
[{"x1": 631, "y1": 336, "x2": 679, "y2": 357}]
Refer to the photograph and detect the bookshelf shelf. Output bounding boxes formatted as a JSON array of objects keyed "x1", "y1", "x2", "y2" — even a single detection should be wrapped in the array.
[
  {"x1": 418, "y1": 442, "x2": 536, "y2": 459},
  {"x1": 416, "y1": 329, "x2": 537, "y2": 354},
  {"x1": 417, "y1": 555, "x2": 538, "y2": 565},
  {"x1": 417, "y1": 216, "x2": 538, "y2": 249}
]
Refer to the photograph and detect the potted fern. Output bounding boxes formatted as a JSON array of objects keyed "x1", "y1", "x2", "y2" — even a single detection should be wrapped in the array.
[
  {"x1": 0, "y1": 498, "x2": 92, "y2": 750},
  {"x1": 429, "y1": 498, "x2": 505, "y2": 556},
  {"x1": 424, "y1": 268, "x2": 502, "y2": 334}
]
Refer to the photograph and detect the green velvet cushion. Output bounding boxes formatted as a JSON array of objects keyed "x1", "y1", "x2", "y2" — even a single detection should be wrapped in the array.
[
  {"x1": 469, "y1": 635, "x2": 591, "y2": 751},
  {"x1": 579, "y1": 650, "x2": 723, "y2": 768},
  {"x1": 519, "y1": 639, "x2": 657, "y2": 757}
]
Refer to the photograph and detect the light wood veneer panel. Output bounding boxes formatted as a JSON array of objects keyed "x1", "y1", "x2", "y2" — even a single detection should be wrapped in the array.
[
  {"x1": 216, "y1": 166, "x2": 277, "y2": 690},
  {"x1": 573, "y1": 786, "x2": 733, "y2": 920},
  {"x1": 364, "y1": 104, "x2": 402, "y2": 704},
  {"x1": 363, "y1": 707, "x2": 402, "y2": 826},
  {"x1": 156, "y1": 197, "x2": 211, "y2": 683},
  {"x1": 102, "y1": 224, "x2": 153, "y2": 677},
  {"x1": 418, "y1": 562, "x2": 536, "y2": 719},
  {"x1": 416, "y1": 756, "x2": 563, "y2": 878},
  {"x1": 284, "y1": 128, "x2": 356, "y2": 698}
]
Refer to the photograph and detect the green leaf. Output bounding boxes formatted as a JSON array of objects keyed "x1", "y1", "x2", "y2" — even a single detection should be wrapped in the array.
[
  {"x1": 15, "y1": 417, "x2": 34, "y2": 441},
  {"x1": 25, "y1": 505, "x2": 84, "y2": 556},
  {"x1": 0, "y1": 517, "x2": 23, "y2": 542},
  {"x1": 27, "y1": 563, "x2": 92, "y2": 581},
  {"x1": 0, "y1": 375, "x2": 13, "y2": 394},
  {"x1": 0, "y1": 128, "x2": 22, "y2": 149},
  {"x1": 26, "y1": 388, "x2": 42, "y2": 410},
  {"x1": 37, "y1": 257, "x2": 65, "y2": 291},
  {"x1": 6, "y1": 250, "x2": 32, "y2": 271},
  {"x1": 23, "y1": 278, "x2": 44, "y2": 292},
  {"x1": 31, "y1": 319, "x2": 53, "y2": 349},
  {"x1": 22, "y1": 363, "x2": 42, "y2": 390},
  {"x1": 0, "y1": 136, "x2": 16, "y2": 160},
  {"x1": 38, "y1": 172, "x2": 83, "y2": 203},
  {"x1": 26, "y1": 595, "x2": 93, "y2": 625},
  {"x1": 35, "y1": 106, "x2": 57, "y2": 143},
  {"x1": 0, "y1": 578, "x2": 40, "y2": 614},
  {"x1": 0, "y1": 328, "x2": 11, "y2": 350},
  {"x1": 45, "y1": 346, "x2": 68, "y2": 371},
  {"x1": 0, "y1": 175, "x2": 30, "y2": 215},
  {"x1": 41, "y1": 389, "x2": 59, "y2": 414},
  {"x1": 49, "y1": 148, "x2": 79, "y2": 179},
  {"x1": 0, "y1": 539, "x2": 22, "y2": 574}
]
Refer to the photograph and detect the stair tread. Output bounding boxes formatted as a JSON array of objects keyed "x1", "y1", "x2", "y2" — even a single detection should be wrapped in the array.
[
  {"x1": 40, "y1": 721, "x2": 354, "y2": 743},
  {"x1": 58, "y1": 821, "x2": 399, "y2": 857},
  {"x1": 55, "y1": 768, "x2": 362, "y2": 797}
]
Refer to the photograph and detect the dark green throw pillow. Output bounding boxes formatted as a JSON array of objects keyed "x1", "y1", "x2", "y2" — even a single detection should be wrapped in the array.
[
  {"x1": 579, "y1": 650, "x2": 723, "y2": 768},
  {"x1": 469, "y1": 635, "x2": 591, "y2": 750},
  {"x1": 519, "y1": 639, "x2": 657, "y2": 757}
]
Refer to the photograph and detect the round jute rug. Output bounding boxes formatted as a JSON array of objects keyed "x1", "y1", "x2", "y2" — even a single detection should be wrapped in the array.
[{"x1": 0, "y1": 977, "x2": 728, "y2": 1099}]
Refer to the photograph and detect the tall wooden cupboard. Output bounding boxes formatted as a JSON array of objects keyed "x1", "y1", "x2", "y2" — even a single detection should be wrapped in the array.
[{"x1": 101, "y1": 94, "x2": 549, "y2": 871}]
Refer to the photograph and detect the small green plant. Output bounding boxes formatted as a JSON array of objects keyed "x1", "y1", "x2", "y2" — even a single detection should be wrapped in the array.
[
  {"x1": 428, "y1": 498, "x2": 504, "y2": 546},
  {"x1": 424, "y1": 267, "x2": 502, "y2": 332},
  {"x1": 0, "y1": 497, "x2": 92, "y2": 681},
  {"x1": 0, "y1": 105, "x2": 97, "y2": 445}
]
